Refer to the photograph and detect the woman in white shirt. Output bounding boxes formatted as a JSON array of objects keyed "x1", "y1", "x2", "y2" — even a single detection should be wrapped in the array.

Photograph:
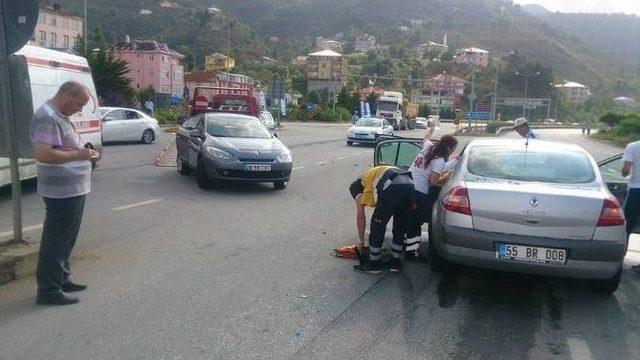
[{"x1": 406, "y1": 134, "x2": 458, "y2": 256}]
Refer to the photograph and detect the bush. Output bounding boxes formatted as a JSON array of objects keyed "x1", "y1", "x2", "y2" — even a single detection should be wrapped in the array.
[
  {"x1": 287, "y1": 107, "x2": 304, "y2": 121},
  {"x1": 599, "y1": 112, "x2": 625, "y2": 128},
  {"x1": 615, "y1": 113, "x2": 640, "y2": 137},
  {"x1": 335, "y1": 107, "x2": 351, "y2": 122},
  {"x1": 439, "y1": 108, "x2": 455, "y2": 119},
  {"x1": 418, "y1": 104, "x2": 431, "y2": 117},
  {"x1": 485, "y1": 121, "x2": 502, "y2": 134},
  {"x1": 155, "y1": 107, "x2": 178, "y2": 125},
  {"x1": 318, "y1": 109, "x2": 338, "y2": 122}
]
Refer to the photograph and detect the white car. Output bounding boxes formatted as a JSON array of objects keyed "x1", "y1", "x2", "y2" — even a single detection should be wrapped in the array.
[
  {"x1": 415, "y1": 117, "x2": 429, "y2": 128},
  {"x1": 99, "y1": 107, "x2": 160, "y2": 144},
  {"x1": 347, "y1": 117, "x2": 394, "y2": 145},
  {"x1": 259, "y1": 110, "x2": 276, "y2": 131}
]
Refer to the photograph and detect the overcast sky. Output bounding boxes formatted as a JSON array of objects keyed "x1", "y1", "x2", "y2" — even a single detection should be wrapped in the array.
[{"x1": 513, "y1": 0, "x2": 640, "y2": 15}]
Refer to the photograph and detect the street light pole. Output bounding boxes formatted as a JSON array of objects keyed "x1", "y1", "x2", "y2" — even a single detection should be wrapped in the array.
[
  {"x1": 516, "y1": 71, "x2": 540, "y2": 118},
  {"x1": 83, "y1": 0, "x2": 87, "y2": 51}
]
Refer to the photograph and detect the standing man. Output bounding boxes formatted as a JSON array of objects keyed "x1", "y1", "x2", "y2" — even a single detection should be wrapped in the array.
[
  {"x1": 622, "y1": 139, "x2": 640, "y2": 237},
  {"x1": 349, "y1": 166, "x2": 416, "y2": 274},
  {"x1": 144, "y1": 98, "x2": 155, "y2": 116},
  {"x1": 351, "y1": 110, "x2": 360, "y2": 124},
  {"x1": 31, "y1": 81, "x2": 100, "y2": 305},
  {"x1": 512, "y1": 117, "x2": 538, "y2": 139},
  {"x1": 453, "y1": 109, "x2": 461, "y2": 132}
]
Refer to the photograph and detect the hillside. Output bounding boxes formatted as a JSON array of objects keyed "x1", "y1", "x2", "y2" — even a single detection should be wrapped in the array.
[{"x1": 51, "y1": 0, "x2": 638, "y2": 93}]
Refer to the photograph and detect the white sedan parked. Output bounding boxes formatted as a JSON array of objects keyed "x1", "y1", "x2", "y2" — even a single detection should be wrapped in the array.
[
  {"x1": 99, "y1": 107, "x2": 160, "y2": 144},
  {"x1": 347, "y1": 117, "x2": 394, "y2": 145}
]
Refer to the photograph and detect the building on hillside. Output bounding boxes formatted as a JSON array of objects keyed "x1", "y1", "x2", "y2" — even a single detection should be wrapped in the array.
[
  {"x1": 30, "y1": 5, "x2": 83, "y2": 50},
  {"x1": 410, "y1": 73, "x2": 465, "y2": 110},
  {"x1": 183, "y1": 71, "x2": 255, "y2": 101},
  {"x1": 315, "y1": 37, "x2": 342, "y2": 51},
  {"x1": 555, "y1": 81, "x2": 591, "y2": 104},
  {"x1": 207, "y1": 7, "x2": 222, "y2": 15},
  {"x1": 409, "y1": 19, "x2": 424, "y2": 27},
  {"x1": 113, "y1": 40, "x2": 185, "y2": 103},
  {"x1": 306, "y1": 50, "x2": 348, "y2": 93},
  {"x1": 160, "y1": 0, "x2": 178, "y2": 8},
  {"x1": 205, "y1": 53, "x2": 235, "y2": 71},
  {"x1": 417, "y1": 35, "x2": 449, "y2": 59},
  {"x1": 292, "y1": 56, "x2": 308, "y2": 65},
  {"x1": 140, "y1": 9, "x2": 153, "y2": 15},
  {"x1": 454, "y1": 47, "x2": 489, "y2": 67},
  {"x1": 253, "y1": 56, "x2": 278, "y2": 66},
  {"x1": 613, "y1": 96, "x2": 636, "y2": 107},
  {"x1": 355, "y1": 34, "x2": 377, "y2": 53},
  {"x1": 357, "y1": 86, "x2": 385, "y2": 97}
]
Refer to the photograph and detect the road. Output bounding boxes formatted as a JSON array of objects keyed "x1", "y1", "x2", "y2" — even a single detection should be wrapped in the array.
[{"x1": 0, "y1": 124, "x2": 638, "y2": 360}]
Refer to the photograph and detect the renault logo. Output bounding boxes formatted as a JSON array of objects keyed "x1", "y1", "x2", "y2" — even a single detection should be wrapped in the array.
[
  {"x1": 253, "y1": 150, "x2": 260, "y2": 157},
  {"x1": 529, "y1": 195, "x2": 540, "y2": 208}
]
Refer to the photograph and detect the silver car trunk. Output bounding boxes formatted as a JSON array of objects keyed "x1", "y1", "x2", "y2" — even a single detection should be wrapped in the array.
[{"x1": 466, "y1": 180, "x2": 604, "y2": 240}]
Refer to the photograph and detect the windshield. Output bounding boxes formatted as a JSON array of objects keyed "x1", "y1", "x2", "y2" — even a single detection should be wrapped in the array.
[
  {"x1": 98, "y1": 109, "x2": 109, "y2": 117},
  {"x1": 355, "y1": 118, "x2": 383, "y2": 127},
  {"x1": 377, "y1": 101, "x2": 399, "y2": 111},
  {"x1": 467, "y1": 147, "x2": 595, "y2": 184},
  {"x1": 206, "y1": 116, "x2": 272, "y2": 139}
]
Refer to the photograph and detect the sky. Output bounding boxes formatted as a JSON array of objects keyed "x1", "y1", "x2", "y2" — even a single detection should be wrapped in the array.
[{"x1": 513, "y1": 0, "x2": 640, "y2": 15}]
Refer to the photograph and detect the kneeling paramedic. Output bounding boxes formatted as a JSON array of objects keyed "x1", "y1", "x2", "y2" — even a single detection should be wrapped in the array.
[{"x1": 349, "y1": 166, "x2": 416, "y2": 274}]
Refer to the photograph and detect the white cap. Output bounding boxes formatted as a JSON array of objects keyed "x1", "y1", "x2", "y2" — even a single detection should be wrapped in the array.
[{"x1": 513, "y1": 117, "x2": 528, "y2": 128}]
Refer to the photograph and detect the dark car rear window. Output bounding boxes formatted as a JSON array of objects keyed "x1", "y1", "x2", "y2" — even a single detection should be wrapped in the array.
[{"x1": 467, "y1": 147, "x2": 595, "y2": 184}]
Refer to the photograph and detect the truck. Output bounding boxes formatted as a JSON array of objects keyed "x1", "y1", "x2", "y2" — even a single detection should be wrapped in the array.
[
  {"x1": 185, "y1": 71, "x2": 261, "y2": 118},
  {"x1": 375, "y1": 91, "x2": 418, "y2": 130}
]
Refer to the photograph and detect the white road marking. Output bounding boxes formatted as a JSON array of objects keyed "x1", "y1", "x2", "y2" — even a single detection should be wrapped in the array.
[
  {"x1": 292, "y1": 166, "x2": 306, "y2": 171},
  {"x1": 0, "y1": 223, "x2": 44, "y2": 240},
  {"x1": 336, "y1": 156, "x2": 348, "y2": 160},
  {"x1": 315, "y1": 160, "x2": 329, "y2": 166},
  {"x1": 112, "y1": 199, "x2": 163, "y2": 211}
]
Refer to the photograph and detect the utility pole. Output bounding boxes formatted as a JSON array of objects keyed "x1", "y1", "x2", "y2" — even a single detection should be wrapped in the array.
[
  {"x1": 491, "y1": 65, "x2": 500, "y2": 121},
  {"x1": 0, "y1": 0, "x2": 22, "y2": 243},
  {"x1": 83, "y1": 0, "x2": 87, "y2": 51},
  {"x1": 516, "y1": 71, "x2": 540, "y2": 118}
]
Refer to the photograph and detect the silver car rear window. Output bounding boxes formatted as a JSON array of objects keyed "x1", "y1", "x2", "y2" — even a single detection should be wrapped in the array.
[{"x1": 467, "y1": 147, "x2": 595, "y2": 184}]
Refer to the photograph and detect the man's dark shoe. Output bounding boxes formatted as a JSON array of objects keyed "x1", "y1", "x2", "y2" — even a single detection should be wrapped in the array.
[
  {"x1": 61, "y1": 282, "x2": 88, "y2": 292},
  {"x1": 36, "y1": 293, "x2": 79, "y2": 306},
  {"x1": 390, "y1": 258, "x2": 403, "y2": 273},
  {"x1": 354, "y1": 260, "x2": 384, "y2": 274}
]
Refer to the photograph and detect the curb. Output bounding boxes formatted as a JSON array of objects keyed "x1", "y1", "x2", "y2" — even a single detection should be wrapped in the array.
[
  {"x1": 155, "y1": 138, "x2": 176, "y2": 167},
  {"x1": 0, "y1": 241, "x2": 39, "y2": 285}
]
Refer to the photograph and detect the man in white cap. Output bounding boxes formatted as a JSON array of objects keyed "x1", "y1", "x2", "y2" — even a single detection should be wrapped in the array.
[{"x1": 513, "y1": 117, "x2": 538, "y2": 139}]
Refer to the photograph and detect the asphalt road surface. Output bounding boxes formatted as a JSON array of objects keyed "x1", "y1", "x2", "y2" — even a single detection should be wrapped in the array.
[{"x1": 0, "y1": 124, "x2": 638, "y2": 360}]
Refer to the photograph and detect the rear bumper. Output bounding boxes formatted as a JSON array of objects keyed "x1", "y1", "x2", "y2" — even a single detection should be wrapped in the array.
[{"x1": 435, "y1": 225, "x2": 627, "y2": 279}]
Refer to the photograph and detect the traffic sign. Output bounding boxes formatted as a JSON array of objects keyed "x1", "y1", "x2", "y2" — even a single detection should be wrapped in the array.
[
  {"x1": 3, "y1": 0, "x2": 39, "y2": 55},
  {"x1": 465, "y1": 111, "x2": 491, "y2": 120}
]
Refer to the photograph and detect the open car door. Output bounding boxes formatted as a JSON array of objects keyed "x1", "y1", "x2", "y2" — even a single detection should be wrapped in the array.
[
  {"x1": 374, "y1": 136, "x2": 424, "y2": 169},
  {"x1": 598, "y1": 153, "x2": 638, "y2": 233}
]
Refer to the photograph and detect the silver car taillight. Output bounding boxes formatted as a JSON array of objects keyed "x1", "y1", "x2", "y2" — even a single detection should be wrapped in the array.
[
  {"x1": 597, "y1": 197, "x2": 625, "y2": 227},
  {"x1": 442, "y1": 186, "x2": 472, "y2": 216}
]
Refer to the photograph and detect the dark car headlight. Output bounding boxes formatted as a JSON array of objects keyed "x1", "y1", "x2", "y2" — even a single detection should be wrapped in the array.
[{"x1": 205, "y1": 147, "x2": 234, "y2": 160}]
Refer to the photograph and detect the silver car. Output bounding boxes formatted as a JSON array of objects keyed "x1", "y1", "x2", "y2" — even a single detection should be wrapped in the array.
[
  {"x1": 375, "y1": 138, "x2": 628, "y2": 293},
  {"x1": 176, "y1": 113, "x2": 292, "y2": 190},
  {"x1": 347, "y1": 117, "x2": 394, "y2": 146}
]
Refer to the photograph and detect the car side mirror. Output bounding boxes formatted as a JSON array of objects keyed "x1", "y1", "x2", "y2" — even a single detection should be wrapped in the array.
[
  {"x1": 272, "y1": 132, "x2": 279, "y2": 138},
  {"x1": 177, "y1": 116, "x2": 186, "y2": 125},
  {"x1": 102, "y1": 116, "x2": 112, "y2": 122}
]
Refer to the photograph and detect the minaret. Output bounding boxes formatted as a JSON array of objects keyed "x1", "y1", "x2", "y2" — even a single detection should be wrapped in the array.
[{"x1": 443, "y1": 33, "x2": 448, "y2": 47}]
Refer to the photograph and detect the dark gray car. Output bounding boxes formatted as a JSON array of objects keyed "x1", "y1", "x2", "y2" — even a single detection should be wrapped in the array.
[{"x1": 176, "y1": 113, "x2": 292, "y2": 190}]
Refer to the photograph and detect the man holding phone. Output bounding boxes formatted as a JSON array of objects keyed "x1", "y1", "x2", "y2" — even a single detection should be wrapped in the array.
[{"x1": 31, "y1": 81, "x2": 100, "y2": 305}]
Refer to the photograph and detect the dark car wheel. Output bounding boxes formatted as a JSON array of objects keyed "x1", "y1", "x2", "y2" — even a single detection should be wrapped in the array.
[
  {"x1": 587, "y1": 266, "x2": 622, "y2": 294},
  {"x1": 274, "y1": 181, "x2": 287, "y2": 190},
  {"x1": 196, "y1": 158, "x2": 211, "y2": 189},
  {"x1": 177, "y1": 157, "x2": 190, "y2": 175},
  {"x1": 347, "y1": 141, "x2": 353, "y2": 146},
  {"x1": 141, "y1": 129, "x2": 154, "y2": 144}
]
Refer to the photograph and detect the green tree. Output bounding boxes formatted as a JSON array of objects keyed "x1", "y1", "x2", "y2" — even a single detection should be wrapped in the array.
[
  {"x1": 75, "y1": 34, "x2": 135, "y2": 106},
  {"x1": 418, "y1": 104, "x2": 432, "y2": 117},
  {"x1": 599, "y1": 112, "x2": 625, "y2": 128}
]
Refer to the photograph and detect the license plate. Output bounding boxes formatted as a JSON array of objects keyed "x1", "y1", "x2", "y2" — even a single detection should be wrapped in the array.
[
  {"x1": 496, "y1": 243, "x2": 567, "y2": 265},
  {"x1": 245, "y1": 164, "x2": 271, "y2": 171},
  {"x1": 355, "y1": 134, "x2": 369, "y2": 139}
]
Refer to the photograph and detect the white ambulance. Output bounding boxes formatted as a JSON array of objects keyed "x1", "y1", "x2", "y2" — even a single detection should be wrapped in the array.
[{"x1": 0, "y1": 45, "x2": 102, "y2": 187}]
